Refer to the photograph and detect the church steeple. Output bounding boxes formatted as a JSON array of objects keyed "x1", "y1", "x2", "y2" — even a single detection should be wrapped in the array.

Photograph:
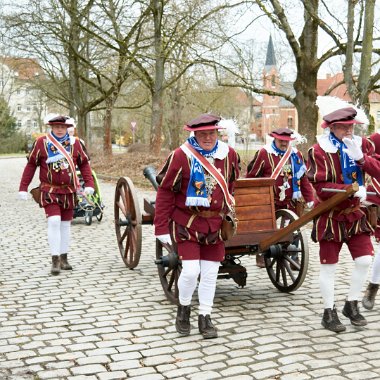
[{"x1": 265, "y1": 35, "x2": 276, "y2": 70}]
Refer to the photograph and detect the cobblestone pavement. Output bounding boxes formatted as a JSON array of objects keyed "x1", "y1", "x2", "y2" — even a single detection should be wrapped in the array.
[{"x1": 1, "y1": 157, "x2": 380, "y2": 380}]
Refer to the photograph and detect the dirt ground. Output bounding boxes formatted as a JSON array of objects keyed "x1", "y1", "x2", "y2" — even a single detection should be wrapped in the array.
[
  {"x1": 90, "y1": 144, "x2": 250, "y2": 190},
  {"x1": 91, "y1": 150, "x2": 167, "y2": 189}
]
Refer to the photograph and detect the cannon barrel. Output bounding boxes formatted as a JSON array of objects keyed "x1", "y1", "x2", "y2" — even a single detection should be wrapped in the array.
[{"x1": 143, "y1": 166, "x2": 159, "y2": 191}]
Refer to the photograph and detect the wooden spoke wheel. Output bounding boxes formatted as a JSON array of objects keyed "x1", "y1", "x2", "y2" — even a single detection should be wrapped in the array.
[
  {"x1": 155, "y1": 240, "x2": 181, "y2": 305},
  {"x1": 114, "y1": 177, "x2": 142, "y2": 269},
  {"x1": 264, "y1": 209, "x2": 309, "y2": 292}
]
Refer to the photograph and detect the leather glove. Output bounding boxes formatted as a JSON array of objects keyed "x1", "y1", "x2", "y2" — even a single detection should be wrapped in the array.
[
  {"x1": 156, "y1": 234, "x2": 172, "y2": 245},
  {"x1": 306, "y1": 201, "x2": 314, "y2": 209},
  {"x1": 84, "y1": 187, "x2": 95, "y2": 196},
  {"x1": 354, "y1": 185, "x2": 367, "y2": 203},
  {"x1": 342, "y1": 137, "x2": 364, "y2": 161},
  {"x1": 18, "y1": 191, "x2": 28, "y2": 200}
]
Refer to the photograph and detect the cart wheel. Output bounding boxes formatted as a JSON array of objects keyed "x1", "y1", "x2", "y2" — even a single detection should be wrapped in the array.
[
  {"x1": 85, "y1": 214, "x2": 92, "y2": 225},
  {"x1": 96, "y1": 212, "x2": 103, "y2": 222},
  {"x1": 114, "y1": 177, "x2": 142, "y2": 269},
  {"x1": 264, "y1": 209, "x2": 309, "y2": 292},
  {"x1": 155, "y1": 239, "x2": 181, "y2": 305}
]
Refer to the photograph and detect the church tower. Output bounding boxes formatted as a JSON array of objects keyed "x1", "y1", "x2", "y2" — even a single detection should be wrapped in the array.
[{"x1": 262, "y1": 35, "x2": 281, "y2": 137}]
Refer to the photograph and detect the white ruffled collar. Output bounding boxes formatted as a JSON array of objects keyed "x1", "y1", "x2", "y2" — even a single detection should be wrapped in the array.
[
  {"x1": 181, "y1": 140, "x2": 229, "y2": 160},
  {"x1": 317, "y1": 133, "x2": 362, "y2": 153}
]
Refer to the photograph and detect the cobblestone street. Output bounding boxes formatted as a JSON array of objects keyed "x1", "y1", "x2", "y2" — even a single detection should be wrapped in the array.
[{"x1": 1, "y1": 157, "x2": 380, "y2": 380}]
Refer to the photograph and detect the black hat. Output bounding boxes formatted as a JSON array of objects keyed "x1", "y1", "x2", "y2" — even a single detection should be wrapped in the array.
[
  {"x1": 183, "y1": 113, "x2": 223, "y2": 131},
  {"x1": 47, "y1": 115, "x2": 74, "y2": 127},
  {"x1": 269, "y1": 127, "x2": 295, "y2": 141},
  {"x1": 321, "y1": 107, "x2": 361, "y2": 128}
]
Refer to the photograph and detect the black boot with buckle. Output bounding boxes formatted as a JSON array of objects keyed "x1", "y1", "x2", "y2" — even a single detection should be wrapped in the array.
[
  {"x1": 198, "y1": 314, "x2": 218, "y2": 339},
  {"x1": 362, "y1": 283, "x2": 379, "y2": 310},
  {"x1": 342, "y1": 300, "x2": 367, "y2": 326},
  {"x1": 51, "y1": 255, "x2": 61, "y2": 276},
  {"x1": 60, "y1": 254, "x2": 73, "y2": 270},
  {"x1": 175, "y1": 305, "x2": 191, "y2": 335},
  {"x1": 321, "y1": 306, "x2": 346, "y2": 333}
]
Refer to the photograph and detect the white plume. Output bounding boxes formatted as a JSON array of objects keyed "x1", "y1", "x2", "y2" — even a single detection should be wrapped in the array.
[
  {"x1": 291, "y1": 130, "x2": 307, "y2": 145},
  {"x1": 43, "y1": 113, "x2": 59, "y2": 124},
  {"x1": 218, "y1": 118, "x2": 240, "y2": 134},
  {"x1": 316, "y1": 96, "x2": 369, "y2": 125}
]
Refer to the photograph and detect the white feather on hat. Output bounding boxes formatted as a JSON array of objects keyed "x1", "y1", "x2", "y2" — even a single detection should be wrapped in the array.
[
  {"x1": 290, "y1": 130, "x2": 307, "y2": 145},
  {"x1": 43, "y1": 113, "x2": 60, "y2": 125},
  {"x1": 316, "y1": 96, "x2": 369, "y2": 125},
  {"x1": 218, "y1": 118, "x2": 240, "y2": 134}
]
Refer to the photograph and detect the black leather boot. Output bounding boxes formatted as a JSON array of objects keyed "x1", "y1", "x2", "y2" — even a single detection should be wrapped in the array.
[
  {"x1": 198, "y1": 314, "x2": 218, "y2": 339},
  {"x1": 51, "y1": 256, "x2": 61, "y2": 275},
  {"x1": 175, "y1": 305, "x2": 191, "y2": 335},
  {"x1": 60, "y1": 254, "x2": 73, "y2": 270},
  {"x1": 321, "y1": 306, "x2": 346, "y2": 332},
  {"x1": 342, "y1": 300, "x2": 367, "y2": 326},
  {"x1": 362, "y1": 283, "x2": 379, "y2": 310}
]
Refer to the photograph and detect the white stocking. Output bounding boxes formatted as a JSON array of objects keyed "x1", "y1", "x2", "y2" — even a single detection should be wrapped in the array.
[
  {"x1": 60, "y1": 221, "x2": 71, "y2": 254},
  {"x1": 198, "y1": 260, "x2": 220, "y2": 316},
  {"x1": 319, "y1": 264, "x2": 337, "y2": 309},
  {"x1": 47, "y1": 215, "x2": 61, "y2": 256},
  {"x1": 178, "y1": 260, "x2": 200, "y2": 306},
  {"x1": 347, "y1": 255, "x2": 372, "y2": 301},
  {"x1": 370, "y1": 246, "x2": 380, "y2": 284}
]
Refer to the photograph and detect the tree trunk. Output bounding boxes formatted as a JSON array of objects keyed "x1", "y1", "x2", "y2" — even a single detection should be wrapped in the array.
[
  {"x1": 150, "y1": 0, "x2": 165, "y2": 156},
  {"x1": 293, "y1": 0, "x2": 319, "y2": 155},
  {"x1": 357, "y1": 0, "x2": 375, "y2": 118},
  {"x1": 103, "y1": 97, "x2": 114, "y2": 157},
  {"x1": 169, "y1": 84, "x2": 182, "y2": 150}
]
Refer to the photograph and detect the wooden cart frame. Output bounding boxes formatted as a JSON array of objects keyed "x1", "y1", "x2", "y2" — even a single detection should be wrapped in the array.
[{"x1": 114, "y1": 167, "x2": 358, "y2": 305}]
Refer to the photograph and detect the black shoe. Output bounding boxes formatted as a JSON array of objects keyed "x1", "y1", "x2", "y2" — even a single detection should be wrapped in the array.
[
  {"x1": 362, "y1": 283, "x2": 379, "y2": 310},
  {"x1": 175, "y1": 305, "x2": 191, "y2": 335},
  {"x1": 60, "y1": 254, "x2": 73, "y2": 270},
  {"x1": 321, "y1": 307, "x2": 346, "y2": 332},
  {"x1": 342, "y1": 300, "x2": 367, "y2": 326},
  {"x1": 198, "y1": 314, "x2": 218, "y2": 339},
  {"x1": 51, "y1": 256, "x2": 60, "y2": 275}
]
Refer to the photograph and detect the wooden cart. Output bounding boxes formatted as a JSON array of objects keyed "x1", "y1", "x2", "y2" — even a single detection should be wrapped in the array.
[{"x1": 114, "y1": 167, "x2": 358, "y2": 304}]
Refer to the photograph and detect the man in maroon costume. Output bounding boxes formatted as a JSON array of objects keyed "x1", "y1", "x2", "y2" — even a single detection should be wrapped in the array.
[
  {"x1": 18, "y1": 115, "x2": 94, "y2": 275},
  {"x1": 154, "y1": 113, "x2": 240, "y2": 339},
  {"x1": 246, "y1": 127, "x2": 314, "y2": 268},
  {"x1": 307, "y1": 105, "x2": 380, "y2": 332}
]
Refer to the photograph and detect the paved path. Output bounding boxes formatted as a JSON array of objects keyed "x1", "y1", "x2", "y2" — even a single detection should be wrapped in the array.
[{"x1": 1, "y1": 157, "x2": 380, "y2": 380}]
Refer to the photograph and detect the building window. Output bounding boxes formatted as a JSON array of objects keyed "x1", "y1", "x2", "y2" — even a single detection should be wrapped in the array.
[
  {"x1": 33, "y1": 120, "x2": 37, "y2": 128},
  {"x1": 26, "y1": 105, "x2": 31, "y2": 112},
  {"x1": 17, "y1": 120, "x2": 22, "y2": 128},
  {"x1": 271, "y1": 75, "x2": 276, "y2": 87},
  {"x1": 26, "y1": 120, "x2": 32, "y2": 127},
  {"x1": 287, "y1": 116, "x2": 293, "y2": 127},
  {"x1": 377, "y1": 111, "x2": 380, "y2": 121},
  {"x1": 17, "y1": 104, "x2": 21, "y2": 111}
]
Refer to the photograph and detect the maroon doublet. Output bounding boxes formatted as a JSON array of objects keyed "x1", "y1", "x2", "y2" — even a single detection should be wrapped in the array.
[
  {"x1": 246, "y1": 148, "x2": 314, "y2": 212},
  {"x1": 19, "y1": 135, "x2": 94, "y2": 218},
  {"x1": 307, "y1": 136, "x2": 380, "y2": 263},
  {"x1": 154, "y1": 146, "x2": 239, "y2": 261}
]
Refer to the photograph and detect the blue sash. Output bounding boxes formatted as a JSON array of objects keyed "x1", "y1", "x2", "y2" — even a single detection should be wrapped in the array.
[{"x1": 185, "y1": 136, "x2": 218, "y2": 207}]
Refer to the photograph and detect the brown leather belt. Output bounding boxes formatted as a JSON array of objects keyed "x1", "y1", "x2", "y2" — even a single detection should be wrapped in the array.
[
  {"x1": 194, "y1": 210, "x2": 220, "y2": 218},
  {"x1": 41, "y1": 182, "x2": 72, "y2": 189}
]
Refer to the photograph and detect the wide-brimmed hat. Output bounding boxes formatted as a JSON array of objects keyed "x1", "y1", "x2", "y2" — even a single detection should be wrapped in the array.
[
  {"x1": 46, "y1": 115, "x2": 74, "y2": 127},
  {"x1": 269, "y1": 127, "x2": 295, "y2": 141},
  {"x1": 321, "y1": 107, "x2": 363, "y2": 129},
  {"x1": 183, "y1": 113, "x2": 224, "y2": 132}
]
